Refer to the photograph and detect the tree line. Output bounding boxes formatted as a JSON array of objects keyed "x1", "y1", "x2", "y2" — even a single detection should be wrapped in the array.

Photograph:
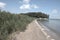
[{"x1": 22, "y1": 12, "x2": 49, "y2": 18}]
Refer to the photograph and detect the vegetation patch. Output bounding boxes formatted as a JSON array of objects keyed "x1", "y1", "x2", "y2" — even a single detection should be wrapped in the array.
[
  {"x1": 0, "y1": 11, "x2": 49, "y2": 40},
  {"x1": 0, "y1": 11, "x2": 35, "y2": 40}
]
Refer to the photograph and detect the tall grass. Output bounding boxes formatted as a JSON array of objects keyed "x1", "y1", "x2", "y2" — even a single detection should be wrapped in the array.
[{"x1": 0, "y1": 11, "x2": 35, "y2": 40}]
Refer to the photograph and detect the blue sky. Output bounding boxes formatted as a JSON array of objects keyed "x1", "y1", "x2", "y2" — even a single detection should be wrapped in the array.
[{"x1": 0, "y1": 0, "x2": 60, "y2": 19}]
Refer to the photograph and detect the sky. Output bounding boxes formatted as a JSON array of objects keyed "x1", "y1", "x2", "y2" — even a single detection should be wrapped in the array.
[{"x1": 0, "y1": 0, "x2": 60, "y2": 19}]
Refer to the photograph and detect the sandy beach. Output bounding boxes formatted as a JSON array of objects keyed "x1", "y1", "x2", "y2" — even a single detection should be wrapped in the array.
[{"x1": 9, "y1": 20, "x2": 54, "y2": 40}]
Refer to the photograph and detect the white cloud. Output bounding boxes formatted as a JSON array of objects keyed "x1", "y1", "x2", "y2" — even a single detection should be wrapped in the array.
[
  {"x1": 19, "y1": 0, "x2": 30, "y2": 4},
  {"x1": 20, "y1": 4, "x2": 39, "y2": 10},
  {"x1": 23, "y1": 0, "x2": 30, "y2": 3},
  {"x1": 20, "y1": 4, "x2": 31, "y2": 9},
  {"x1": 52, "y1": 9, "x2": 58, "y2": 13},
  {"x1": 0, "y1": 2, "x2": 6, "y2": 8},
  {"x1": 19, "y1": 0, "x2": 39, "y2": 10}
]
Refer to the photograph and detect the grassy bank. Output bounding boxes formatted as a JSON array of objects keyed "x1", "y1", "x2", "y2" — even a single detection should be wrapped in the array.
[{"x1": 0, "y1": 11, "x2": 35, "y2": 40}]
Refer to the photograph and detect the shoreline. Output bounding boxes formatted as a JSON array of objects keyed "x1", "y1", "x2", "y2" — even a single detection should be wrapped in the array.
[
  {"x1": 37, "y1": 20, "x2": 60, "y2": 40},
  {"x1": 9, "y1": 20, "x2": 47, "y2": 40},
  {"x1": 8, "y1": 20, "x2": 60, "y2": 40}
]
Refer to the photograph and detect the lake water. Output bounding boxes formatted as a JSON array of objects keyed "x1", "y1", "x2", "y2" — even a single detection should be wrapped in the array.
[{"x1": 38, "y1": 19, "x2": 60, "y2": 37}]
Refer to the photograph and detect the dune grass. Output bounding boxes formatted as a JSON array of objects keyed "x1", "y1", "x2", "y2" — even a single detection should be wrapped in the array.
[{"x1": 0, "y1": 11, "x2": 35, "y2": 40}]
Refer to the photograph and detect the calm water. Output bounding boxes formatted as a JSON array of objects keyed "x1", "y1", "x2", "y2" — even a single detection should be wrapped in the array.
[{"x1": 39, "y1": 19, "x2": 60, "y2": 36}]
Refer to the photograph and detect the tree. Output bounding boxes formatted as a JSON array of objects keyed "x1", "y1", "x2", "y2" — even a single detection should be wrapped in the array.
[{"x1": 24, "y1": 12, "x2": 49, "y2": 18}]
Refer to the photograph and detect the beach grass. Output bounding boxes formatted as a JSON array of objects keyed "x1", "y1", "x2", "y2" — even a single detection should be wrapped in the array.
[{"x1": 0, "y1": 11, "x2": 35, "y2": 40}]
